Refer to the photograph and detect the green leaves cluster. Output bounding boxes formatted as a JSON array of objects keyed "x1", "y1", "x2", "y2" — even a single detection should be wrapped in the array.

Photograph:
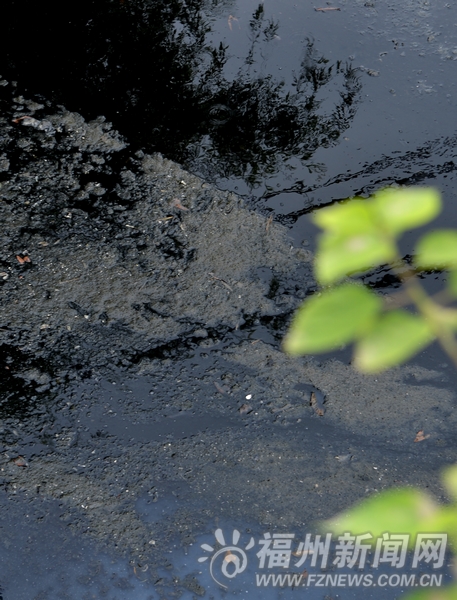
[
  {"x1": 284, "y1": 187, "x2": 457, "y2": 372},
  {"x1": 323, "y1": 464, "x2": 457, "y2": 599},
  {"x1": 284, "y1": 186, "x2": 457, "y2": 598}
]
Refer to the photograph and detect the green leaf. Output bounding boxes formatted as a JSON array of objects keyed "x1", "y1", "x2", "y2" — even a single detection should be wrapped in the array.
[
  {"x1": 312, "y1": 198, "x2": 377, "y2": 234},
  {"x1": 415, "y1": 230, "x2": 457, "y2": 270},
  {"x1": 442, "y1": 465, "x2": 457, "y2": 502},
  {"x1": 421, "y1": 506, "x2": 457, "y2": 550},
  {"x1": 315, "y1": 232, "x2": 395, "y2": 285},
  {"x1": 447, "y1": 271, "x2": 457, "y2": 298},
  {"x1": 323, "y1": 488, "x2": 439, "y2": 548},
  {"x1": 283, "y1": 284, "x2": 382, "y2": 355},
  {"x1": 311, "y1": 188, "x2": 441, "y2": 284},
  {"x1": 373, "y1": 187, "x2": 441, "y2": 235},
  {"x1": 354, "y1": 311, "x2": 434, "y2": 372}
]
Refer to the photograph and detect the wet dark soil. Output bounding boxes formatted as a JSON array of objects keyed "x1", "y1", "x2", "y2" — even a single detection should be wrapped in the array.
[
  {"x1": 1, "y1": 0, "x2": 457, "y2": 598},
  {"x1": 0, "y1": 77, "x2": 455, "y2": 599}
]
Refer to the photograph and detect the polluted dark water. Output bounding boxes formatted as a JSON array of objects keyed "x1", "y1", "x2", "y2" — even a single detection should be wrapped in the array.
[{"x1": 1, "y1": 0, "x2": 457, "y2": 598}]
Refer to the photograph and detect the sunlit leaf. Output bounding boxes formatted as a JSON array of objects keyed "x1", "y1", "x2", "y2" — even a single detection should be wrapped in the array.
[
  {"x1": 422, "y1": 506, "x2": 457, "y2": 551},
  {"x1": 354, "y1": 311, "x2": 434, "y2": 372},
  {"x1": 283, "y1": 284, "x2": 381, "y2": 355},
  {"x1": 312, "y1": 198, "x2": 377, "y2": 234},
  {"x1": 447, "y1": 271, "x2": 457, "y2": 298},
  {"x1": 415, "y1": 230, "x2": 457, "y2": 270},
  {"x1": 315, "y1": 232, "x2": 395, "y2": 285},
  {"x1": 373, "y1": 187, "x2": 441, "y2": 235},
  {"x1": 323, "y1": 488, "x2": 438, "y2": 548},
  {"x1": 442, "y1": 465, "x2": 457, "y2": 502}
]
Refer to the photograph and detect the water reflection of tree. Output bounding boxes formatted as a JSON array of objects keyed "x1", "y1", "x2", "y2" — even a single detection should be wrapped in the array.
[
  {"x1": 190, "y1": 35, "x2": 361, "y2": 187},
  {"x1": 1, "y1": 0, "x2": 361, "y2": 189},
  {"x1": 172, "y1": 4, "x2": 362, "y2": 188}
]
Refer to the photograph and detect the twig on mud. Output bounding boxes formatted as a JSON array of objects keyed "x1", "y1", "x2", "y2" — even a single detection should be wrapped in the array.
[
  {"x1": 169, "y1": 198, "x2": 189, "y2": 211},
  {"x1": 12, "y1": 115, "x2": 32, "y2": 123},
  {"x1": 214, "y1": 381, "x2": 227, "y2": 395},
  {"x1": 208, "y1": 272, "x2": 233, "y2": 291}
]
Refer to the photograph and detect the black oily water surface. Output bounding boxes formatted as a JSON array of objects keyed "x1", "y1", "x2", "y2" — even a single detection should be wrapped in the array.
[
  {"x1": 0, "y1": 0, "x2": 363, "y2": 209},
  {"x1": 0, "y1": 5, "x2": 456, "y2": 598},
  {"x1": 1, "y1": 1, "x2": 456, "y2": 216}
]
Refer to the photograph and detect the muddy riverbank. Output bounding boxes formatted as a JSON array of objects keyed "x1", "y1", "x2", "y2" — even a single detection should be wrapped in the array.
[{"x1": 0, "y1": 80, "x2": 455, "y2": 597}]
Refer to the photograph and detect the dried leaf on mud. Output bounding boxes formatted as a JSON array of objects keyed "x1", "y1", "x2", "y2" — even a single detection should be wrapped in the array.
[
  {"x1": 414, "y1": 430, "x2": 430, "y2": 442},
  {"x1": 310, "y1": 391, "x2": 325, "y2": 416}
]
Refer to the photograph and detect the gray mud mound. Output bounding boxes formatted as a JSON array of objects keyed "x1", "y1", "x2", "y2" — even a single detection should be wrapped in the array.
[{"x1": 0, "y1": 90, "x2": 312, "y2": 373}]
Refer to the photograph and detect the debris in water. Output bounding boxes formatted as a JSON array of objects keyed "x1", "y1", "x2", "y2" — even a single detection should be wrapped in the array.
[
  {"x1": 228, "y1": 15, "x2": 240, "y2": 31},
  {"x1": 12, "y1": 115, "x2": 55, "y2": 133},
  {"x1": 414, "y1": 430, "x2": 430, "y2": 442},
  {"x1": 169, "y1": 198, "x2": 189, "y2": 211},
  {"x1": 133, "y1": 565, "x2": 148, "y2": 582},
  {"x1": 335, "y1": 454, "x2": 352, "y2": 463},
  {"x1": 214, "y1": 381, "x2": 227, "y2": 395},
  {"x1": 310, "y1": 391, "x2": 325, "y2": 416},
  {"x1": 359, "y1": 66, "x2": 380, "y2": 77}
]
